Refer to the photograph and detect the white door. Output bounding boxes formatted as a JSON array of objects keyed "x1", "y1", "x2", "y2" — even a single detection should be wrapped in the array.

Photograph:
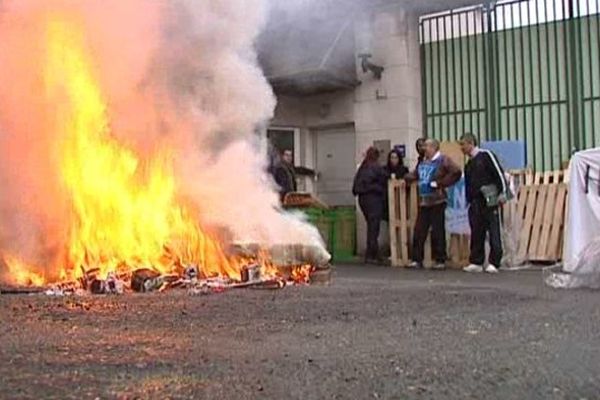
[{"x1": 315, "y1": 126, "x2": 356, "y2": 206}]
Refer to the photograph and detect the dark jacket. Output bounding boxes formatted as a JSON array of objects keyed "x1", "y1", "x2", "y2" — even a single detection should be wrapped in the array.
[
  {"x1": 464, "y1": 149, "x2": 507, "y2": 204},
  {"x1": 384, "y1": 164, "x2": 409, "y2": 180},
  {"x1": 273, "y1": 162, "x2": 316, "y2": 201},
  {"x1": 352, "y1": 162, "x2": 387, "y2": 197},
  {"x1": 405, "y1": 153, "x2": 462, "y2": 207}
]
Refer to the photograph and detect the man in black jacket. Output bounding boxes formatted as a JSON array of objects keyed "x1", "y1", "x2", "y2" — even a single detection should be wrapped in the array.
[
  {"x1": 459, "y1": 133, "x2": 507, "y2": 274},
  {"x1": 273, "y1": 149, "x2": 316, "y2": 203}
]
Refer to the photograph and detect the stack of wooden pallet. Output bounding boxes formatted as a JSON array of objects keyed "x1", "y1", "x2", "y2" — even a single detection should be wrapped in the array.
[
  {"x1": 509, "y1": 168, "x2": 570, "y2": 186},
  {"x1": 515, "y1": 183, "x2": 569, "y2": 263}
]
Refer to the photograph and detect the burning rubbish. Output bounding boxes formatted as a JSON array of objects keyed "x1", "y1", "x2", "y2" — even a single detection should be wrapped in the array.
[
  {"x1": 0, "y1": 241, "x2": 327, "y2": 296},
  {"x1": 0, "y1": 1, "x2": 332, "y2": 293},
  {"x1": 0, "y1": 262, "x2": 324, "y2": 297}
]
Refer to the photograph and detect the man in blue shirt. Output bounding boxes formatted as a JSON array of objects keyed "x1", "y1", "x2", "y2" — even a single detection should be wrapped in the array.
[{"x1": 405, "y1": 139, "x2": 462, "y2": 269}]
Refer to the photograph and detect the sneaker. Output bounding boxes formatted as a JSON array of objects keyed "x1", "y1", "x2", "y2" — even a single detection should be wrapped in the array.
[
  {"x1": 407, "y1": 261, "x2": 423, "y2": 269},
  {"x1": 432, "y1": 263, "x2": 446, "y2": 270},
  {"x1": 485, "y1": 265, "x2": 499, "y2": 274},
  {"x1": 463, "y1": 264, "x2": 484, "y2": 273}
]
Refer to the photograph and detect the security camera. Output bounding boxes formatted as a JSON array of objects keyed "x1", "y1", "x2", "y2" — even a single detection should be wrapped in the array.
[{"x1": 358, "y1": 53, "x2": 384, "y2": 80}]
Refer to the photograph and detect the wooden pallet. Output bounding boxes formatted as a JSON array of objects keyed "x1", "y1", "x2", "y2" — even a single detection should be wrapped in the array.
[
  {"x1": 509, "y1": 168, "x2": 570, "y2": 186},
  {"x1": 388, "y1": 180, "x2": 469, "y2": 268},
  {"x1": 283, "y1": 192, "x2": 329, "y2": 209},
  {"x1": 515, "y1": 183, "x2": 568, "y2": 263}
]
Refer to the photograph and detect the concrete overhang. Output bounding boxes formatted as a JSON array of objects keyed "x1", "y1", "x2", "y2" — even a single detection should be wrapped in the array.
[{"x1": 259, "y1": 0, "x2": 483, "y2": 96}]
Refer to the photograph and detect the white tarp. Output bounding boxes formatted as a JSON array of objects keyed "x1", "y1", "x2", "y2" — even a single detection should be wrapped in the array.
[
  {"x1": 563, "y1": 147, "x2": 600, "y2": 273},
  {"x1": 547, "y1": 148, "x2": 600, "y2": 289},
  {"x1": 446, "y1": 175, "x2": 470, "y2": 235}
]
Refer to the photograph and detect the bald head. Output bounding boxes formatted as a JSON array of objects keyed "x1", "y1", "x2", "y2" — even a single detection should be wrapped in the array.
[{"x1": 424, "y1": 138, "x2": 440, "y2": 159}]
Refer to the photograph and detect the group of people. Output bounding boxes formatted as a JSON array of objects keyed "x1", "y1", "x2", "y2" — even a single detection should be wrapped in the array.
[{"x1": 353, "y1": 133, "x2": 508, "y2": 273}]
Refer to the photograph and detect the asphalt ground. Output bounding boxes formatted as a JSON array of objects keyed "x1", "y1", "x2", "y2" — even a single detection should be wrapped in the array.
[{"x1": 0, "y1": 265, "x2": 598, "y2": 399}]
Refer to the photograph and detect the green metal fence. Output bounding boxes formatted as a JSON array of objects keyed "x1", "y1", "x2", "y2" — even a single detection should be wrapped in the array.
[{"x1": 420, "y1": 0, "x2": 600, "y2": 171}]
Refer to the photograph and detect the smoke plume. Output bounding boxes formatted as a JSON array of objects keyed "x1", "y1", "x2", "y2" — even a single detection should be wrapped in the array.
[{"x1": 0, "y1": 0, "x2": 328, "y2": 281}]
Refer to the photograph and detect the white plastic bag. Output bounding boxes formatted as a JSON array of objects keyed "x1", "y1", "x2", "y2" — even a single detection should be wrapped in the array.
[{"x1": 546, "y1": 237, "x2": 600, "y2": 289}]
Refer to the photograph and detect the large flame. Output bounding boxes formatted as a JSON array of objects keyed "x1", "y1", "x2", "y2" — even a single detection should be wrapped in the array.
[{"x1": 1, "y1": 15, "x2": 255, "y2": 285}]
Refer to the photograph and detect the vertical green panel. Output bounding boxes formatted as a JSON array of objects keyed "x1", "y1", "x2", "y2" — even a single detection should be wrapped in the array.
[
  {"x1": 526, "y1": 1, "x2": 536, "y2": 166},
  {"x1": 474, "y1": 11, "x2": 482, "y2": 138},
  {"x1": 576, "y1": 0, "x2": 586, "y2": 149},
  {"x1": 429, "y1": 20, "x2": 435, "y2": 137},
  {"x1": 553, "y1": 0, "x2": 564, "y2": 165},
  {"x1": 586, "y1": 1, "x2": 597, "y2": 146},
  {"x1": 595, "y1": 2, "x2": 600, "y2": 146},
  {"x1": 420, "y1": 21, "x2": 428, "y2": 139},
  {"x1": 535, "y1": 0, "x2": 546, "y2": 168},
  {"x1": 458, "y1": 13, "x2": 466, "y2": 135},
  {"x1": 466, "y1": 11, "x2": 473, "y2": 135},
  {"x1": 543, "y1": 0, "x2": 554, "y2": 170},
  {"x1": 443, "y1": 15, "x2": 450, "y2": 142},
  {"x1": 450, "y1": 14, "x2": 458, "y2": 139},
  {"x1": 562, "y1": 0, "x2": 574, "y2": 154},
  {"x1": 510, "y1": 4, "x2": 517, "y2": 141}
]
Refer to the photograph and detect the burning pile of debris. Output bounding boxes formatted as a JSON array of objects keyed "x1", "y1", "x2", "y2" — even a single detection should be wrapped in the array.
[
  {"x1": 1, "y1": 244, "x2": 331, "y2": 297},
  {"x1": 0, "y1": 2, "x2": 334, "y2": 296}
]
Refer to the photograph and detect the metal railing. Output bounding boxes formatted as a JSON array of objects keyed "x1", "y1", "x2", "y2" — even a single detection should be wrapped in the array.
[{"x1": 420, "y1": 0, "x2": 600, "y2": 170}]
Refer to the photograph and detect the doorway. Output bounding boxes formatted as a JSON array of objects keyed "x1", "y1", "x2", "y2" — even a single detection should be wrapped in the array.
[{"x1": 314, "y1": 125, "x2": 356, "y2": 206}]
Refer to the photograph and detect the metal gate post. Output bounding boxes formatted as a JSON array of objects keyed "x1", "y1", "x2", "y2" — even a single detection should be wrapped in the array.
[
  {"x1": 567, "y1": 0, "x2": 582, "y2": 152},
  {"x1": 485, "y1": 2, "x2": 498, "y2": 140}
]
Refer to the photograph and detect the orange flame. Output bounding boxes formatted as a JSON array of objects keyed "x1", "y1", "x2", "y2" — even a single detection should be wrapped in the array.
[
  {"x1": 1, "y1": 253, "x2": 46, "y2": 287},
  {"x1": 1, "y1": 15, "x2": 272, "y2": 286},
  {"x1": 291, "y1": 265, "x2": 314, "y2": 284}
]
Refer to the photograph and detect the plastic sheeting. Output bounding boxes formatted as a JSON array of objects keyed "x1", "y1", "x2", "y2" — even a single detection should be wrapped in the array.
[
  {"x1": 547, "y1": 237, "x2": 600, "y2": 289},
  {"x1": 563, "y1": 148, "x2": 600, "y2": 272},
  {"x1": 547, "y1": 148, "x2": 600, "y2": 289}
]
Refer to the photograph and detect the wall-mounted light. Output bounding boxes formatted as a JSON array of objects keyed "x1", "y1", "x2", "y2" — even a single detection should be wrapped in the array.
[{"x1": 358, "y1": 53, "x2": 384, "y2": 80}]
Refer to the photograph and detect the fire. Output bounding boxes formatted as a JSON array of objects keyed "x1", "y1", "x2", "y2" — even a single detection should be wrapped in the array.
[
  {"x1": 291, "y1": 265, "x2": 314, "y2": 284},
  {"x1": 1, "y1": 253, "x2": 46, "y2": 287},
  {"x1": 0, "y1": 15, "x2": 268, "y2": 286}
]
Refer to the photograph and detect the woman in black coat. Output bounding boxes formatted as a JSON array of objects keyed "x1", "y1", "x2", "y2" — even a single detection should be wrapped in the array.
[
  {"x1": 382, "y1": 149, "x2": 409, "y2": 222},
  {"x1": 384, "y1": 149, "x2": 409, "y2": 180},
  {"x1": 352, "y1": 147, "x2": 387, "y2": 263}
]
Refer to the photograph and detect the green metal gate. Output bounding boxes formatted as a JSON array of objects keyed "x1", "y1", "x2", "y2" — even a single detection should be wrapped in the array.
[{"x1": 420, "y1": 0, "x2": 600, "y2": 171}]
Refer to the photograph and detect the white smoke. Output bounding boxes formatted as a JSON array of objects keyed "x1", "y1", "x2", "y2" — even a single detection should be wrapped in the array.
[{"x1": 0, "y1": 0, "x2": 329, "y2": 279}]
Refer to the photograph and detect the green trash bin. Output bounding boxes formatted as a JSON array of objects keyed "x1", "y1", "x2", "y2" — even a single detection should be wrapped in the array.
[
  {"x1": 301, "y1": 208, "x2": 333, "y2": 253},
  {"x1": 329, "y1": 207, "x2": 357, "y2": 263}
]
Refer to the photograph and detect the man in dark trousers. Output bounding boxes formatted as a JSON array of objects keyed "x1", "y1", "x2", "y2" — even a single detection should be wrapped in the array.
[
  {"x1": 460, "y1": 133, "x2": 508, "y2": 274},
  {"x1": 273, "y1": 149, "x2": 316, "y2": 203},
  {"x1": 405, "y1": 139, "x2": 462, "y2": 269}
]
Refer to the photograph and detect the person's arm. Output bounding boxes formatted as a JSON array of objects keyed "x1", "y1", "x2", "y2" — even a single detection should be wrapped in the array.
[
  {"x1": 352, "y1": 168, "x2": 363, "y2": 196},
  {"x1": 404, "y1": 160, "x2": 421, "y2": 182},
  {"x1": 294, "y1": 166, "x2": 316, "y2": 177},
  {"x1": 483, "y1": 151, "x2": 507, "y2": 195},
  {"x1": 435, "y1": 156, "x2": 462, "y2": 188},
  {"x1": 400, "y1": 166, "x2": 409, "y2": 178},
  {"x1": 403, "y1": 169, "x2": 418, "y2": 182}
]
